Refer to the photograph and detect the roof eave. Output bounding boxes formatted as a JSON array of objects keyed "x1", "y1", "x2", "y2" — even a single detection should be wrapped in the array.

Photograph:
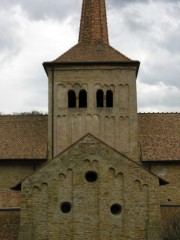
[
  {"x1": 159, "y1": 177, "x2": 169, "y2": 186},
  {"x1": 43, "y1": 60, "x2": 140, "y2": 77}
]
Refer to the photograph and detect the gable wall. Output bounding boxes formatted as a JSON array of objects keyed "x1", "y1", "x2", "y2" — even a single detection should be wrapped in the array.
[{"x1": 18, "y1": 136, "x2": 161, "y2": 240}]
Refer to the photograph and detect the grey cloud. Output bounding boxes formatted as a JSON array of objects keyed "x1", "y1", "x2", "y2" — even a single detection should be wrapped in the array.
[
  {"x1": 15, "y1": 69, "x2": 48, "y2": 112},
  {"x1": 108, "y1": 0, "x2": 179, "y2": 8},
  {"x1": 137, "y1": 81, "x2": 180, "y2": 112},
  {"x1": 1, "y1": 0, "x2": 178, "y2": 21},
  {"x1": 160, "y1": 31, "x2": 180, "y2": 54},
  {"x1": 139, "y1": 90, "x2": 180, "y2": 108},
  {"x1": 1, "y1": 0, "x2": 81, "y2": 21},
  {"x1": 139, "y1": 62, "x2": 180, "y2": 89},
  {"x1": 122, "y1": 12, "x2": 149, "y2": 32},
  {"x1": 18, "y1": 0, "x2": 80, "y2": 20},
  {"x1": 108, "y1": 0, "x2": 149, "y2": 8},
  {"x1": 0, "y1": 8, "x2": 22, "y2": 61},
  {"x1": 156, "y1": 0, "x2": 180, "y2": 2}
]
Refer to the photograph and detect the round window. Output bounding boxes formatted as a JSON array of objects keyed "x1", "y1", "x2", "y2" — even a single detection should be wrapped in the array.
[
  {"x1": 60, "y1": 202, "x2": 71, "y2": 214},
  {"x1": 85, "y1": 171, "x2": 98, "y2": 182},
  {"x1": 110, "y1": 204, "x2": 122, "y2": 215}
]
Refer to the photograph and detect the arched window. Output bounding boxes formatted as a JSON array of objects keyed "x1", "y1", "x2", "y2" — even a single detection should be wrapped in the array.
[
  {"x1": 79, "y1": 90, "x2": 87, "y2": 108},
  {"x1": 96, "y1": 90, "x2": 104, "y2": 107},
  {"x1": 106, "y1": 90, "x2": 113, "y2": 107},
  {"x1": 68, "y1": 90, "x2": 76, "y2": 108}
]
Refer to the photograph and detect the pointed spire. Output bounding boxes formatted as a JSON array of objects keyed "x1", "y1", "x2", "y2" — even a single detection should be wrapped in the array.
[
  {"x1": 79, "y1": 0, "x2": 109, "y2": 44},
  {"x1": 44, "y1": 0, "x2": 140, "y2": 65}
]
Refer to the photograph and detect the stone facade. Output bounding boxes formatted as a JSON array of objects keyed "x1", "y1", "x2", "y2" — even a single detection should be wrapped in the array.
[
  {"x1": 150, "y1": 162, "x2": 180, "y2": 205},
  {"x1": 18, "y1": 135, "x2": 162, "y2": 240},
  {"x1": 0, "y1": 0, "x2": 179, "y2": 239},
  {"x1": 47, "y1": 65, "x2": 139, "y2": 162}
]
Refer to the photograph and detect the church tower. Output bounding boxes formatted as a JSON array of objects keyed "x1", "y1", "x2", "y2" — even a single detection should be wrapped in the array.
[
  {"x1": 43, "y1": 0, "x2": 140, "y2": 162},
  {"x1": 18, "y1": 2, "x2": 163, "y2": 239}
]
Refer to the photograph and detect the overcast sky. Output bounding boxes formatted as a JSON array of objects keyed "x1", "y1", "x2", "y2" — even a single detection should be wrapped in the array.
[{"x1": 0, "y1": 0, "x2": 180, "y2": 114}]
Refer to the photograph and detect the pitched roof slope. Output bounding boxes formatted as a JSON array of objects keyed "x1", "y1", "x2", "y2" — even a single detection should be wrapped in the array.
[
  {"x1": 138, "y1": 113, "x2": 180, "y2": 161},
  {"x1": 0, "y1": 115, "x2": 48, "y2": 159},
  {"x1": 0, "y1": 210, "x2": 20, "y2": 240},
  {"x1": 53, "y1": 43, "x2": 132, "y2": 63},
  {"x1": 0, "y1": 113, "x2": 179, "y2": 161}
]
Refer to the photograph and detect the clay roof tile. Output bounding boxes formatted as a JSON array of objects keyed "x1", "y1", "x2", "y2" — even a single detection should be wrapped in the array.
[
  {"x1": 0, "y1": 113, "x2": 179, "y2": 161},
  {"x1": 138, "y1": 113, "x2": 180, "y2": 161},
  {"x1": 0, "y1": 115, "x2": 48, "y2": 160}
]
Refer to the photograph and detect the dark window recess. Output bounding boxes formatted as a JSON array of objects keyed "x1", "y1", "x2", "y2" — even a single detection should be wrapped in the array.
[
  {"x1": 33, "y1": 160, "x2": 37, "y2": 171},
  {"x1": 79, "y1": 90, "x2": 87, "y2": 108},
  {"x1": 97, "y1": 90, "x2": 104, "y2": 107},
  {"x1": 106, "y1": 90, "x2": 113, "y2": 107},
  {"x1": 68, "y1": 90, "x2": 76, "y2": 108},
  {"x1": 85, "y1": 171, "x2": 98, "y2": 182},
  {"x1": 60, "y1": 202, "x2": 71, "y2": 213},
  {"x1": 110, "y1": 204, "x2": 122, "y2": 215}
]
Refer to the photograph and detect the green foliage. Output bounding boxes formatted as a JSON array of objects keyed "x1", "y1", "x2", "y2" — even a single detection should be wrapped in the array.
[
  {"x1": 0, "y1": 110, "x2": 47, "y2": 116},
  {"x1": 12, "y1": 111, "x2": 47, "y2": 115}
]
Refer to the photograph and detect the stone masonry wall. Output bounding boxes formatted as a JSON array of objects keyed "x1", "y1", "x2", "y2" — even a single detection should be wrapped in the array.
[
  {"x1": 48, "y1": 65, "x2": 139, "y2": 163},
  {"x1": 18, "y1": 135, "x2": 161, "y2": 240},
  {"x1": 150, "y1": 162, "x2": 180, "y2": 205}
]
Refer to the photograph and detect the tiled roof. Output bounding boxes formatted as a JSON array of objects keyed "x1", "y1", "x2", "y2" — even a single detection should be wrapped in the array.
[
  {"x1": 79, "y1": 0, "x2": 109, "y2": 44},
  {"x1": 43, "y1": 0, "x2": 139, "y2": 65},
  {"x1": 138, "y1": 113, "x2": 180, "y2": 161},
  {"x1": 0, "y1": 115, "x2": 48, "y2": 160},
  {"x1": 0, "y1": 210, "x2": 20, "y2": 240},
  {"x1": 51, "y1": 43, "x2": 134, "y2": 63},
  {"x1": 0, "y1": 113, "x2": 179, "y2": 161}
]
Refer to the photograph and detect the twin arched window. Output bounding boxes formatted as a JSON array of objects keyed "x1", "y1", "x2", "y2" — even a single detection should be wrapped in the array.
[
  {"x1": 68, "y1": 90, "x2": 87, "y2": 108},
  {"x1": 96, "y1": 90, "x2": 113, "y2": 107},
  {"x1": 68, "y1": 89, "x2": 113, "y2": 108}
]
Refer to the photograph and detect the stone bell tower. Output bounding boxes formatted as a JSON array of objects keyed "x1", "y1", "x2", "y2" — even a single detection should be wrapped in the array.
[
  {"x1": 18, "y1": 2, "x2": 163, "y2": 240},
  {"x1": 43, "y1": 0, "x2": 140, "y2": 162}
]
